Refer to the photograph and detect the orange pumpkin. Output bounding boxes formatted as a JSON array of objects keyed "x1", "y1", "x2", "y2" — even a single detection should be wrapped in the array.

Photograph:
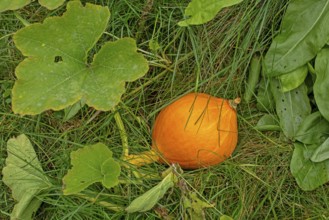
[{"x1": 151, "y1": 93, "x2": 239, "y2": 169}]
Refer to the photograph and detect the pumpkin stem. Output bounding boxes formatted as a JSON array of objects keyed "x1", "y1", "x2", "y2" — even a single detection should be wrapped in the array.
[{"x1": 229, "y1": 97, "x2": 241, "y2": 109}]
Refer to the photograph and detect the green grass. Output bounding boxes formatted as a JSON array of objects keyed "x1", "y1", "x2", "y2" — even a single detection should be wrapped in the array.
[{"x1": 1, "y1": 0, "x2": 329, "y2": 219}]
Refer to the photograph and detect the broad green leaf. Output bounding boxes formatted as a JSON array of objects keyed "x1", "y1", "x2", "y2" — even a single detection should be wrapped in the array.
[
  {"x1": 126, "y1": 172, "x2": 176, "y2": 213},
  {"x1": 62, "y1": 143, "x2": 121, "y2": 195},
  {"x1": 264, "y1": 0, "x2": 329, "y2": 76},
  {"x1": 0, "y1": 0, "x2": 65, "y2": 12},
  {"x1": 256, "y1": 76, "x2": 275, "y2": 112},
  {"x1": 311, "y1": 137, "x2": 329, "y2": 162},
  {"x1": 270, "y1": 78, "x2": 311, "y2": 139},
  {"x1": 295, "y1": 111, "x2": 329, "y2": 145},
  {"x1": 12, "y1": 1, "x2": 149, "y2": 115},
  {"x1": 178, "y1": 0, "x2": 243, "y2": 26},
  {"x1": 254, "y1": 114, "x2": 281, "y2": 131},
  {"x1": 38, "y1": 0, "x2": 65, "y2": 10},
  {"x1": 291, "y1": 142, "x2": 329, "y2": 191},
  {"x1": 279, "y1": 65, "x2": 308, "y2": 92},
  {"x1": 314, "y1": 48, "x2": 329, "y2": 122},
  {"x1": 2, "y1": 134, "x2": 51, "y2": 220},
  {"x1": 0, "y1": 0, "x2": 30, "y2": 12}
]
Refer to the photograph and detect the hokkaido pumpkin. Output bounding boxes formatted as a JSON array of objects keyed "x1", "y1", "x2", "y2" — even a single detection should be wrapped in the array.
[{"x1": 151, "y1": 93, "x2": 239, "y2": 169}]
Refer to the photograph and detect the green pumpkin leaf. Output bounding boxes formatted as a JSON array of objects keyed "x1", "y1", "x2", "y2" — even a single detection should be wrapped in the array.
[
  {"x1": 62, "y1": 143, "x2": 121, "y2": 195},
  {"x1": 0, "y1": 0, "x2": 65, "y2": 12},
  {"x1": 291, "y1": 142, "x2": 329, "y2": 191},
  {"x1": 126, "y1": 172, "x2": 176, "y2": 213},
  {"x1": 12, "y1": 1, "x2": 149, "y2": 115},
  {"x1": 311, "y1": 137, "x2": 329, "y2": 162},
  {"x1": 2, "y1": 134, "x2": 51, "y2": 220},
  {"x1": 0, "y1": 0, "x2": 30, "y2": 12},
  {"x1": 279, "y1": 65, "x2": 308, "y2": 92},
  {"x1": 314, "y1": 48, "x2": 329, "y2": 122},
  {"x1": 264, "y1": 0, "x2": 329, "y2": 76},
  {"x1": 295, "y1": 111, "x2": 329, "y2": 145},
  {"x1": 270, "y1": 78, "x2": 311, "y2": 139},
  {"x1": 254, "y1": 114, "x2": 281, "y2": 131},
  {"x1": 178, "y1": 0, "x2": 243, "y2": 26},
  {"x1": 38, "y1": 0, "x2": 65, "y2": 10}
]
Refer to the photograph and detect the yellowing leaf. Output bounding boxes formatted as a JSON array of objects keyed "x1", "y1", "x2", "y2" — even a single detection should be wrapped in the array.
[
  {"x1": 178, "y1": 0, "x2": 243, "y2": 26},
  {"x1": 62, "y1": 143, "x2": 121, "y2": 195},
  {"x1": 12, "y1": 1, "x2": 149, "y2": 115},
  {"x1": 2, "y1": 134, "x2": 51, "y2": 220}
]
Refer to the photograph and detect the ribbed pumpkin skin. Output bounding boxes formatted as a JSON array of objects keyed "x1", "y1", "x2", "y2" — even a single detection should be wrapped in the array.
[{"x1": 151, "y1": 93, "x2": 238, "y2": 169}]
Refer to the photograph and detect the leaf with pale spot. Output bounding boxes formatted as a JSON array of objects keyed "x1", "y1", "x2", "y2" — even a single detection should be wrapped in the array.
[
  {"x1": 62, "y1": 143, "x2": 121, "y2": 195},
  {"x1": 12, "y1": 1, "x2": 149, "y2": 115}
]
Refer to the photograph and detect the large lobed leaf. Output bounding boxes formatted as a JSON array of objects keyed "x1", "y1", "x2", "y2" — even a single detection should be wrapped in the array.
[
  {"x1": 12, "y1": 1, "x2": 149, "y2": 115},
  {"x1": 62, "y1": 143, "x2": 121, "y2": 195},
  {"x1": 2, "y1": 134, "x2": 51, "y2": 220},
  {"x1": 178, "y1": 0, "x2": 243, "y2": 26},
  {"x1": 264, "y1": 0, "x2": 329, "y2": 76},
  {"x1": 314, "y1": 48, "x2": 329, "y2": 122}
]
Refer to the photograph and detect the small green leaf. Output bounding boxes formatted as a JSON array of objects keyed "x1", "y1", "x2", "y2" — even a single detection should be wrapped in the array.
[
  {"x1": 264, "y1": 0, "x2": 329, "y2": 76},
  {"x1": 126, "y1": 172, "x2": 176, "y2": 213},
  {"x1": 220, "y1": 215, "x2": 234, "y2": 220},
  {"x1": 0, "y1": 0, "x2": 65, "y2": 12},
  {"x1": 291, "y1": 142, "x2": 329, "y2": 191},
  {"x1": 149, "y1": 39, "x2": 161, "y2": 51},
  {"x1": 38, "y1": 0, "x2": 65, "y2": 10},
  {"x1": 62, "y1": 143, "x2": 121, "y2": 195},
  {"x1": 254, "y1": 114, "x2": 281, "y2": 131},
  {"x1": 256, "y1": 76, "x2": 275, "y2": 112},
  {"x1": 63, "y1": 99, "x2": 86, "y2": 122},
  {"x1": 178, "y1": 0, "x2": 243, "y2": 26},
  {"x1": 311, "y1": 137, "x2": 329, "y2": 162},
  {"x1": 0, "y1": 0, "x2": 30, "y2": 12},
  {"x1": 279, "y1": 65, "x2": 308, "y2": 92},
  {"x1": 12, "y1": 1, "x2": 149, "y2": 115},
  {"x1": 270, "y1": 78, "x2": 311, "y2": 139},
  {"x1": 2, "y1": 134, "x2": 51, "y2": 220},
  {"x1": 183, "y1": 192, "x2": 214, "y2": 219},
  {"x1": 244, "y1": 54, "x2": 261, "y2": 103},
  {"x1": 295, "y1": 111, "x2": 329, "y2": 145},
  {"x1": 314, "y1": 48, "x2": 329, "y2": 122}
]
